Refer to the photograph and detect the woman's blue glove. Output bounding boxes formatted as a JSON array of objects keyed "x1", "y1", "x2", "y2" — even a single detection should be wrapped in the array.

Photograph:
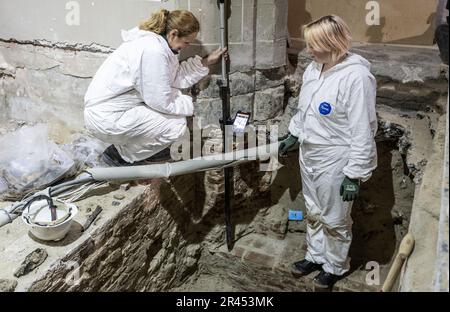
[
  {"x1": 278, "y1": 134, "x2": 298, "y2": 157},
  {"x1": 340, "y1": 176, "x2": 360, "y2": 202}
]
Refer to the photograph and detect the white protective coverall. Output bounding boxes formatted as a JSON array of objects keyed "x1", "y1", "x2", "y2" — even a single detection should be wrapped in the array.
[
  {"x1": 84, "y1": 27, "x2": 209, "y2": 163},
  {"x1": 288, "y1": 53, "x2": 377, "y2": 276}
]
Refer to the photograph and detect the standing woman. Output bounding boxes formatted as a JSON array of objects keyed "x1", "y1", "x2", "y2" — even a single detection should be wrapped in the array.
[
  {"x1": 84, "y1": 9, "x2": 226, "y2": 166},
  {"x1": 279, "y1": 15, "x2": 378, "y2": 288}
]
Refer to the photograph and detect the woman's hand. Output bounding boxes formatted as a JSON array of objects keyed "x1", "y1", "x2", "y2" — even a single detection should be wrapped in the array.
[
  {"x1": 340, "y1": 177, "x2": 360, "y2": 202},
  {"x1": 202, "y1": 47, "x2": 228, "y2": 67},
  {"x1": 278, "y1": 134, "x2": 298, "y2": 157}
]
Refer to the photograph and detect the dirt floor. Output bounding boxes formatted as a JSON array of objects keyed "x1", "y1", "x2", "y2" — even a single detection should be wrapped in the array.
[
  {"x1": 0, "y1": 118, "x2": 424, "y2": 292},
  {"x1": 172, "y1": 140, "x2": 416, "y2": 292}
]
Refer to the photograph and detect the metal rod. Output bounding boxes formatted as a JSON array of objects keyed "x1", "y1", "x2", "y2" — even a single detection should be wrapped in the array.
[
  {"x1": 218, "y1": 0, "x2": 233, "y2": 251},
  {"x1": 219, "y1": 0, "x2": 228, "y2": 87}
]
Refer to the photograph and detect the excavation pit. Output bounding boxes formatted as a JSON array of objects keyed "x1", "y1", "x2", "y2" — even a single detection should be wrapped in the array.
[
  {"x1": 0, "y1": 110, "x2": 427, "y2": 292},
  {"x1": 0, "y1": 41, "x2": 447, "y2": 292}
]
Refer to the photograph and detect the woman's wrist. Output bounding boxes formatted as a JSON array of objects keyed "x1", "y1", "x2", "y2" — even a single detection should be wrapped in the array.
[{"x1": 201, "y1": 57, "x2": 209, "y2": 67}]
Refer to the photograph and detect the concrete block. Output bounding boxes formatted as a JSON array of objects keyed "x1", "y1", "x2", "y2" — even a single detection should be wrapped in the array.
[
  {"x1": 274, "y1": 0, "x2": 288, "y2": 41},
  {"x1": 193, "y1": 75, "x2": 221, "y2": 99},
  {"x1": 244, "y1": 251, "x2": 275, "y2": 268},
  {"x1": 256, "y1": 1, "x2": 276, "y2": 41},
  {"x1": 297, "y1": 44, "x2": 446, "y2": 84},
  {"x1": 193, "y1": 97, "x2": 222, "y2": 126},
  {"x1": 242, "y1": 0, "x2": 256, "y2": 43},
  {"x1": 231, "y1": 72, "x2": 255, "y2": 96},
  {"x1": 256, "y1": 39, "x2": 287, "y2": 69},
  {"x1": 377, "y1": 82, "x2": 445, "y2": 112},
  {"x1": 228, "y1": 1, "x2": 244, "y2": 43},
  {"x1": 196, "y1": 72, "x2": 255, "y2": 99},
  {"x1": 193, "y1": 93, "x2": 253, "y2": 126},
  {"x1": 351, "y1": 44, "x2": 445, "y2": 82},
  {"x1": 255, "y1": 67, "x2": 286, "y2": 90},
  {"x1": 229, "y1": 42, "x2": 255, "y2": 72},
  {"x1": 254, "y1": 85, "x2": 285, "y2": 121},
  {"x1": 231, "y1": 93, "x2": 253, "y2": 117}
]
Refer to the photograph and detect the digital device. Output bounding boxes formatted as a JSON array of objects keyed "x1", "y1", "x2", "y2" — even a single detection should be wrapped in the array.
[{"x1": 232, "y1": 111, "x2": 251, "y2": 134}]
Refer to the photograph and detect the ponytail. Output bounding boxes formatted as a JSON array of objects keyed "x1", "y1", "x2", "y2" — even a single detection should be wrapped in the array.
[
  {"x1": 139, "y1": 9, "x2": 170, "y2": 35},
  {"x1": 139, "y1": 9, "x2": 200, "y2": 37}
]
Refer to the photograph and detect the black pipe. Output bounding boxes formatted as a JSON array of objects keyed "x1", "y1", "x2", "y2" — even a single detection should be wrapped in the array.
[{"x1": 218, "y1": 0, "x2": 234, "y2": 251}]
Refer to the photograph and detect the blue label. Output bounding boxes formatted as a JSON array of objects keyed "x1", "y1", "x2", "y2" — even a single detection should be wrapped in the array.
[
  {"x1": 319, "y1": 102, "x2": 332, "y2": 115},
  {"x1": 288, "y1": 210, "x2": 303, "y2": 221}
]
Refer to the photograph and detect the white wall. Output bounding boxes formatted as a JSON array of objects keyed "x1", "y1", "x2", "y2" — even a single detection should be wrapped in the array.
[
  {"x1": 0, "y1": 0, "x2": 177, "y2": 48},
  {"x1": 0, "y1": 0, "x2": 288, "y2": 70}
]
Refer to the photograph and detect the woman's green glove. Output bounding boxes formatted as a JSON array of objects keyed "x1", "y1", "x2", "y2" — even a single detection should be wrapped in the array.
[
  {"x1": 340, "y1": 177, "x2": 360, "y2": 202},
  {"x1": 278, "y1": 134, "x2": 298, "y2": 157}
]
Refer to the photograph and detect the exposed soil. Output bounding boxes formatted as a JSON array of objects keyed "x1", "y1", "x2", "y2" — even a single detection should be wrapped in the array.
[{"x1": 172, "y1": 139, "x2": 416, "y2": 292}]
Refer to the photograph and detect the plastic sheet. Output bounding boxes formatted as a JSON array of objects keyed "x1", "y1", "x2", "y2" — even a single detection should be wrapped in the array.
[
  {"x1": 0, "y1": 124, "x2": 75, "y2": 200},
  {"x1": 62, "y1": 134, "x2": 108, "y2": 170}
]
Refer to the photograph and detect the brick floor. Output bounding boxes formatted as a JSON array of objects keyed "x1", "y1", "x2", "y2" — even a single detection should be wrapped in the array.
[{"x1": 224, "y1": 231, "x2": 379, "y2": 292}]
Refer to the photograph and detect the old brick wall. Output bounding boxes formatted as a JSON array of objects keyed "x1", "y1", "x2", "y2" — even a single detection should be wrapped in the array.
[{"x1": 26, "y1": 160, "x2": 280, "y2": 291}]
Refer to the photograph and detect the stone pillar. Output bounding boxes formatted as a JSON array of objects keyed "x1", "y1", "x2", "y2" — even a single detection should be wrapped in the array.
[{"x1": 179, "y1": 0, "x2": 288, "y2": 72}]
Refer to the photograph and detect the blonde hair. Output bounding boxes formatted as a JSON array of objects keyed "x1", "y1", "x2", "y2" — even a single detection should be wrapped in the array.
[
  {"x1": 139, "y1": 9, "x2": 200, "y2": 37},
  {"x1": 303, "y1": 15, "x2": 352, "y2": 63}
]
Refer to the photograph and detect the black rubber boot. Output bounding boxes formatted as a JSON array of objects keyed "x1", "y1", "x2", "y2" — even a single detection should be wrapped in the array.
[
  {"x1": 101, "y1": 145, "x2": 133, "y2": 167},
  {"x1": 313, "y1": 270, "x2": 341, "y2": 289},
  {"x1": 290, "y1": 259, "x2": 322, "y2": 277},
  {"x1": 140, "y1": 147, "x2": 172, "y2": 164},
  {"x1": 102, "y1": 145, "x2": 173, "y2": 167}
]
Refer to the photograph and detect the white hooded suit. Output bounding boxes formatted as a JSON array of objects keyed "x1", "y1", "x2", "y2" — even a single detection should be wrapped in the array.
[
  {"x1": 84, "y1": 27, "x2": 209, "y2": 163},
  {"x1": 288, "y1": 53, "x2": 378, "y2": 275}
]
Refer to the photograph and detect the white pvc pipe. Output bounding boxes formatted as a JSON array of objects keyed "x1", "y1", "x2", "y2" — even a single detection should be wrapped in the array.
[
  {"x1": 0, "y1": 142, "x2": 280, "y2": 228},
  {"x1": 87, "y1": 142, "x2": 279, "y2": 182},
  {"x1": 0, "y1": 202, "x2": 22, "y2": 227}
]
